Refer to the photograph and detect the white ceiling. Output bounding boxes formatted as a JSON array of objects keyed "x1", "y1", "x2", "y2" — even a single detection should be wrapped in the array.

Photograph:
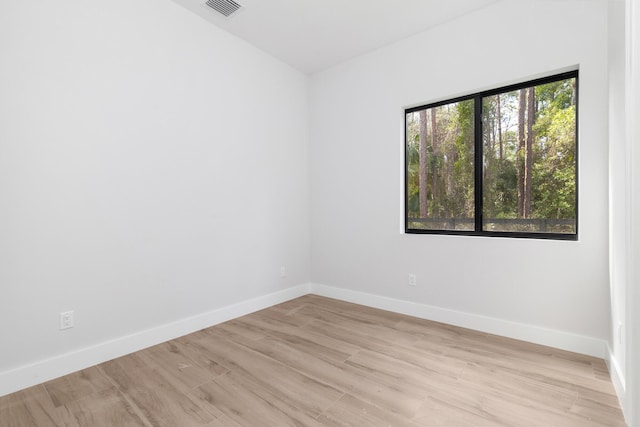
[{"x1": 171, "y1": 0, "x2": 499, "y2": 74}]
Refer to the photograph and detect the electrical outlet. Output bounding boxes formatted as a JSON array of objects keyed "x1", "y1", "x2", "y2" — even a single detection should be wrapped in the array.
[
  {"x1": 408, "y1": 274, "x2": 416, "y2": 287},
  {"x1": 60, "y1": 311, "x2": 74, "y2": 330},
  {"x1": 280, "y1": 266, "x2": 287, "y2": 277}
]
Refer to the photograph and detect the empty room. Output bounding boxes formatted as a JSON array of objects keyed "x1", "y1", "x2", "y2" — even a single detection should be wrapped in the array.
[{"x1": 1, "y1": 0, "x2": 639, "y2": 426}]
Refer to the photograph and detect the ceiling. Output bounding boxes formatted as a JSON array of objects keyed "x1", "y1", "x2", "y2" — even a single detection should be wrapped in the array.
[{"x1": 171, "y1": 0, "x2": 500, "y2": 74}]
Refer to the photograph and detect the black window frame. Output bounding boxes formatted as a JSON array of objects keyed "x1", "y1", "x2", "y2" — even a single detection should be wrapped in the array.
[{"x1": 404, "y1": 70, "x2": 579, "y2": 241}]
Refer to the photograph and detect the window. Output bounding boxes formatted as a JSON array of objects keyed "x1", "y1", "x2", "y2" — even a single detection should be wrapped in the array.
[{"x1": 405, "y1": 71, "x2": 578, "y2": 240}]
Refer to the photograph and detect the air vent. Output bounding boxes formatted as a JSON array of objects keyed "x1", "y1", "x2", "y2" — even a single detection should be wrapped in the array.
[{"x1": 205, "y1": 0, "x2": 242, "y2": 18}]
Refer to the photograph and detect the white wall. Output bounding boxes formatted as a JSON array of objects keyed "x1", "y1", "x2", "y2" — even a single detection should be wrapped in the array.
[
  {"x1": 0, "y1": 0, "x2": 310, "y2": 393},
  {"x1": 310, "y1": 0, "x2": 611, "y2": 352},
  {"x1": 608, "y1": 0, "x2": 627, "y2": 406},
  {"x1": 625, "y1": 0, "x2": 640, "y2": 423}
]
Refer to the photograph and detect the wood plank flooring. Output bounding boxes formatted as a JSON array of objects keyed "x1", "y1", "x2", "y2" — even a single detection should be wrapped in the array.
[{"x1": 0, "y1": 295, "x2": 627, "y2": 426}]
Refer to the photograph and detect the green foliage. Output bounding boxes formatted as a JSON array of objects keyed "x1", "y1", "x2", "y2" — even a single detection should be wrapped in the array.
[
  {"x1": 482, "y1": 77, "x2": 576, "y2": 231},
  {"x1": 406, "y1": 100, "x2": 475, "y2": 225}
]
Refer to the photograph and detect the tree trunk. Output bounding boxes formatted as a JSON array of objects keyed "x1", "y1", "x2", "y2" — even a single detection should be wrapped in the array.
[
  {"x1": 524, "y1": 86, "x2": 535, "y2": 218},
  {"x1": 497, "y1": 94, "x2": 503, "y2": 161},
  {"x1": 517, "y1": 89, "x2": 526, "y2": 218},
  {"x1": 430, "y1": 108, "x2": 438, "y2": 200},
  {"x1": 419, "y1": 110, "x2": 428, "y2": 217}
]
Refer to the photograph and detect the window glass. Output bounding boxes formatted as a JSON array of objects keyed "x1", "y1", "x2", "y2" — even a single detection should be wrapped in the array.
[
  {"x1": 406, "y1": 99, "x2": 474, "y2": 231},
  {"x1": 481, "y1": 78, "x2": 577, "y2": 234}
]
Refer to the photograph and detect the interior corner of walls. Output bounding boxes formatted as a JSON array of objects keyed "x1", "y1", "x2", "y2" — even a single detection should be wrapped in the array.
[{"x1": 0, "y1": 284, "x2": 311, "y2": 398}]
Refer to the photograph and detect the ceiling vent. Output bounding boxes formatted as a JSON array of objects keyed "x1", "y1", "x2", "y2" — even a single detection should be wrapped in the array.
[{"x1": 205, "y1": 0, "x2": 243, "y2": 18}]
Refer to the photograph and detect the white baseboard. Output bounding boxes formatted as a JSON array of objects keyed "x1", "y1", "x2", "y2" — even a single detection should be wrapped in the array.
[
  {"x1": 309, "y1": 283, "x2": 608, "y2": 359},
  {"x1": 0, "y1": 283, "x2": 311, "y2": 398},
  {"x1": 0, "y1": 281, "x2": 611, "y2": 399},
  {"x1": 606, "y1": 347, "x2": 627, "y2": 419}
]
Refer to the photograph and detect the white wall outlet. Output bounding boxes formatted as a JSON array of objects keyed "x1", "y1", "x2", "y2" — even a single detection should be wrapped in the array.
[
  {"x1": 408, "y1": 273, "x2": 417, "y2": 287},
  {"x1": 280, "y1": 266, "x2": 287, "y2": 277},
  {"x1": 60, "y1": 311, "x2": 74, "y2": 330}
]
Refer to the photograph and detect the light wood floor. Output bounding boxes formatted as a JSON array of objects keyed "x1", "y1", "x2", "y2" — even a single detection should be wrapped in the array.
[{"x1": 0, "y1": 295, "x2": 627, "y2": 426}]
